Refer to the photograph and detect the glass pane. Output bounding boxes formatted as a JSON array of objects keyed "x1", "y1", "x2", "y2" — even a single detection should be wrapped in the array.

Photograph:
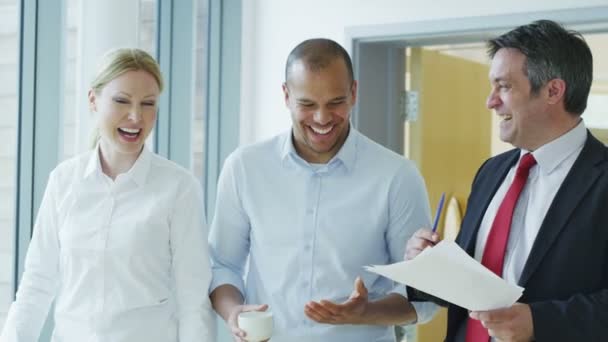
[
  {"x1": 0, "y1": 0, "x2": 19, "y2": 330},
  {"x1": 61, "y1": 0, "x2": 79, "y2": 160},
  {"x1": 139, "y1": 0, "x2": 157, "y2": 57},
  {"x1": 192, "y1": 0, "x2": 208, "y2": 184},
  {"x1": 61, "y1": 0, "x2": 158, "y2": 160}
]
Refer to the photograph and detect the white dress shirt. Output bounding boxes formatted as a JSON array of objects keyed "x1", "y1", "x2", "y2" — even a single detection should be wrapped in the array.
[
  {"x1": 474, "y1": 120, "x2": 587, "y2": 285},
  {"x1": 209, "y1": 128, "x2": 437, "y2": 342},
  {"x1": 1, "y1": 146, "x2": 215, "y2": 342}
]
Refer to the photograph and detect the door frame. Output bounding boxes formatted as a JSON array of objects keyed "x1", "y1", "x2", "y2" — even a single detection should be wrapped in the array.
[{"x1": 346, "y1": 6, "x2": 608, "y2": 154}]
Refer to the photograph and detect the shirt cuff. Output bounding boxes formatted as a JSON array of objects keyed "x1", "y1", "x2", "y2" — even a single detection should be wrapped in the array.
[
  {"x1": 390, "y1": 285, "x2": 439, "y2": 324},
  {"x1": 209, "y1": 267, "x2": 246, "y2": 296},
  {"x1": 410, "y1": 301, "x2": 439, "y2": 324},
  {"x1": 389, "y1": 283, "x2": 408, "y2": 298},
  {"x1": 392, "y1": 284, "x2": 439, "y2": 324}
]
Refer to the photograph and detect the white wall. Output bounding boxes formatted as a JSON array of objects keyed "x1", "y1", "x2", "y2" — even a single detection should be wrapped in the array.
[{"x1": 240, "y1": 0, "x2": 608, "y2": 144}]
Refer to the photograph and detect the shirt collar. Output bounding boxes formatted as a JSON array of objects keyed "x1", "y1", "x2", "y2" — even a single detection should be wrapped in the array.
[
  {"x1": 127, "y1": 146, "x2": 152, "y2": 187},
  {"x1": 522, "y1": 119, "x2": 587, "y2": 175},
  {"x1": 280, "y1": 131, "x2": 295, "y2": 161},
  {"x1": 280, "y1": 125, "x2": 358, "y2": 172},
  {"x1": 84, "y1": 143, "x2": 152, "y2": 187},
  {"x1": 84, "y1": 144, "x2": 103, "y2": 180},
  {"x1": 330, "y1": 126, "x2": 357, "y2": 171}
]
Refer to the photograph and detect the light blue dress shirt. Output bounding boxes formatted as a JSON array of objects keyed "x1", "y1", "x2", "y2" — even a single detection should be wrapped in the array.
[{"x1": 209, "y1": 128, "x2": 436, "y2": 342}]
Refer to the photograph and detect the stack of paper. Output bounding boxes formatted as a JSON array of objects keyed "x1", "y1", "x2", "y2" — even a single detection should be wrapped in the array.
[{"x1": 365, "y1": 241, "x2": 523, "y2": 311}]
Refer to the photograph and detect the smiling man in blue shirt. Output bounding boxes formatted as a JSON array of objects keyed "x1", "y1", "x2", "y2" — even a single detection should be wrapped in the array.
[{"x1": 209, "y1": 38, "x2": 437, "y2": 342}]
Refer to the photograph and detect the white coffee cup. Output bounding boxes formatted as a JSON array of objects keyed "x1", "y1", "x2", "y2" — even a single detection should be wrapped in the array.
[{"x1": 237, "y1": 311, "x2": 273, "y2": 342}]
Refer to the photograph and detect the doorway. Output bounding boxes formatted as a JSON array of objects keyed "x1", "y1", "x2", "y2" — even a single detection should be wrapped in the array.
[{"x1": 347, "y1": 6, "x2": 608, "y2": 341}]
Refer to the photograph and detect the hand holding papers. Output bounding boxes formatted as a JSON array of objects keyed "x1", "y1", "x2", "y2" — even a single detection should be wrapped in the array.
[{"x1": 366, "y1": 241, "x2": 523, "y2": 311}]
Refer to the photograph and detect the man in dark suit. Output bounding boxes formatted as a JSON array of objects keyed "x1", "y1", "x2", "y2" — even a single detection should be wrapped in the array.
[{"x1": 405, "y1": 20, "x2": 608, "y2": 341}]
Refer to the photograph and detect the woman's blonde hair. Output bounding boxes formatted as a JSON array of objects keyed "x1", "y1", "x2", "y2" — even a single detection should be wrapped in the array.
[
  {"x1": 90, "y1": 48, "x2": 164, "y2": 148},
  {"x1": 91, "y1": 47, "x2": 164, "y2": 93}
]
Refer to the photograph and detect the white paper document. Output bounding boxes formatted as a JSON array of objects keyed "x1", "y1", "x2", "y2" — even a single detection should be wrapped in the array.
[{"x1": 365, "y1": 241, "x2": 523, "y2": 311}]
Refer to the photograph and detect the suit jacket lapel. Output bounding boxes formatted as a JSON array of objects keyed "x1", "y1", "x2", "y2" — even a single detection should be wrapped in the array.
[
  {"x1": 460, "y1": 151, "x2": 520, "y2": 254},
  {"x1": 518, "y1": 133, "x2": 606, "y2": 286}
]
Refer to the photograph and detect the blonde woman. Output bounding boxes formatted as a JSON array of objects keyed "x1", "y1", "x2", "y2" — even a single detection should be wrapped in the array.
[{"x1": 1, "y1": 48, "x2": 215, "y2": 341}]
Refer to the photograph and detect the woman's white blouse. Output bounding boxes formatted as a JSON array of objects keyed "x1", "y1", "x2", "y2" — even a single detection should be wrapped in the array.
[{"x1": 1, "y1": 146, "x2": 215, "y2": 342}]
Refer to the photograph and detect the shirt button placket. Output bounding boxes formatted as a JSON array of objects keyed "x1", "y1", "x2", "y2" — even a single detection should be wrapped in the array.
[
  {"x1": 100, "y1": 194, "x2": 114, "y2": 328},
  {"x1": 305, "y1": 172, "x2": 321, "y2": 298}
]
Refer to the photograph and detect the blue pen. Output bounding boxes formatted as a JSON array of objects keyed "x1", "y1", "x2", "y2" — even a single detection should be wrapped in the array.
[{"x1": 432, "y1": 192, "x2": 446, "y2": 233}]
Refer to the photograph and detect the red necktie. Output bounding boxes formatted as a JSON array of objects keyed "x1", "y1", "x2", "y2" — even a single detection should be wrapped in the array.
[{"x1": 466, "y1": 153, "x2": 537, "y2": 342}]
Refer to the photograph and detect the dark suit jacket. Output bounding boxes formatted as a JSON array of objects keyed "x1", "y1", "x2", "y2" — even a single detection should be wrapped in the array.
[{"x1": 428, "y1": 132, "x2": 608, "y2": 341}]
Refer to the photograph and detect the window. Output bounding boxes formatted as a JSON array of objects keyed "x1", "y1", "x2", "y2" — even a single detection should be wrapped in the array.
[
  {"x1": 192, "y1": 0, "x2": 208, "y2": 183},
  {"x1": 61, "y1": 0, "x2": 78, "y2": 160},
  {"x1": 0, "y1": 0, "x2": 19, "y2": 330}
]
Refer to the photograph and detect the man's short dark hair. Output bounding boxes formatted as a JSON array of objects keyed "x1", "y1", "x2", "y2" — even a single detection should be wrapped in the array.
[
  {"x1": 487, "y1": 19, "x2": 593, "y2": 115},
  {"x1": 285, "y1": 38, "x2": 354, "y2": 85}
]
